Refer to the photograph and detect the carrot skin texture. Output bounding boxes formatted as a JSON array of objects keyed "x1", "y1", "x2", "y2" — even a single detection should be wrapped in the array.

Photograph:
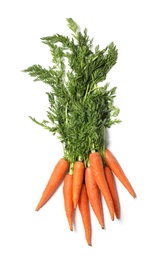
[
  {"x1": 78, "y1": 184, "x2": 91, "y2": 246},
  {"x1": 63, "y1": 174, "x2": 74, "y2": 231},
  {"x1": 73, "y1": 161, "x2": 85, "y2": 209},
  {"x1": 104, "y1": 166, "x2": 120, "y2": 219},
  {"x1": 35, "y1": 158, "x2": 69, "y2": 211},
  {"x1": 105, "y1": 149, "x2": 136, "y2": 198},
  {"x1": 85, "y1": 167, "x2": 104, "y2": 228},
  {"x1": 89, "y1": 152, "x2": 115, "y2": 221}
]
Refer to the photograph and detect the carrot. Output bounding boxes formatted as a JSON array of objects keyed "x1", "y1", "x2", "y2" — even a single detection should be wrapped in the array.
[
  {"x1": 78, "y1": 184, "x2": 91, "y2": 246},
  {"x1": 105, "y1": 149, "x2": 136, "y2": 198},
  {"x1": 85, "y1": 167, "x2": 104, "y2": 228},
  {"x1": 63, "y1": 173, "x2": 74, "y2": 231},
  {"x1": 104, "y1": 166, "x2": 120, "y2": 219},
  {"x1": 73, "y1": 161, "x2": 85, "y2": 209},
  {"x1": 35, "y1": 158, "x2": 69, "y2": 211},
  {"x1": 89, "y1": 151, "x2": 115, "y2": 221}
]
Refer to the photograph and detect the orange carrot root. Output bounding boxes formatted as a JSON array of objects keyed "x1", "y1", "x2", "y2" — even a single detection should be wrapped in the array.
[
  {"x1": 35, "y1": 158, "x2": 69, "y2": 211},
  {"x1": 85, "y1": 167, "x2": 104, "y2": 228},
  {"x1": 104, "y1": 166, "x2": 120, "y2": 219},
  {"x1": 73, "y1": 161, "x2": 85, "y2": 209},
  {"x1": 63, "y1": 173, "x2": 74, "y2": 231},
  {"x1": 78, "y1": 184, "x2": 91, "y2": 246},
  {"x1": 89, "y1": 151, "x2": 115, "y2": 221},
  {"x1": 105, "y1": 149, "x2": 136, "y2": 198}
]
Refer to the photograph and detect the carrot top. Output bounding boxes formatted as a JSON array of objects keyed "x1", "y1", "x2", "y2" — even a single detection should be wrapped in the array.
[{"x1": 23, "y1": 18, "x2": 120, "y2": 166}]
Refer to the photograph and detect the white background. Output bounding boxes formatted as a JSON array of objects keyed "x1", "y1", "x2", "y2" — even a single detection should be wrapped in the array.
[{"x1": 0, "y1": 0, "x2": 162, "y2": 259}]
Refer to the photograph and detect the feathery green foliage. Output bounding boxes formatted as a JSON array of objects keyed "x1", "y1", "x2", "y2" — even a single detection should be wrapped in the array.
[{"x1": 23, "y1": 18, "x2": 121, "y2": 165}]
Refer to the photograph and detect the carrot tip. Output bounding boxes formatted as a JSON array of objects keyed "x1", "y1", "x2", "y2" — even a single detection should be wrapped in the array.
[
  {"x1": 35, "y1": 200, "x2": 43, "y2": 211},
  {"x1": 132, "y1": 193, "x2": 136, "y2": 198},
  {"x1": 115, "y1": 211, "x2": 120, "y2": 219},
  {"x1": 69, "y1": 225, "x2": 73, "y2": 231},
  {"x1": 73, "y1": 204, "x2": 77, "y2": 209},
  {"x1": 100, "y1": 222, "x2": 105, "y2": 228},
  {"x1": 35, "y1": 206, "x2": 40, "y2": 211},
  {"x1": 111, "y1": 214, "x2": 115, "y2": 221}
]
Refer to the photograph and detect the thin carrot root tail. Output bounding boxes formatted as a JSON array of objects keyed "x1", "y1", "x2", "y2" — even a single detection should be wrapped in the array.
[
  {"x1": 128, "y1": 188, "x2": 136, "y2": 198},
  {"x1": 100, "y1": 217, "x2": 105, "y2": 228},
  {"x1": 68, "y1": 217, "x2": 73, "y2": 231},
  {"x1": 114, "y1": 201, "x2": 120, "y2": 219},
  {"x1": 35, "y1": 194, "x2": 48, "y2": 211},
  {"x1": 69, "y1": 221, "x2": 73, "y2": 231},
  {"x1": 100, "y1": 221, "x2": 104, "y2": 229},
  {"x1": 113, "y1": 200, "x2": 120, "y2": 220},
  {"x1": 73, "y1": 202, "x2": 77, "y2": 210},
  {"x1": 35, "y1": 202, "x2": 42, "y2": 211},
  {"x1": 67, "y1": 216, "x2": 73, "y2": 231}
]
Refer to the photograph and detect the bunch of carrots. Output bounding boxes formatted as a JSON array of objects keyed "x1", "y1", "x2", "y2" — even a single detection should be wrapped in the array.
[
  {"x1": 35, "y1": 148, "x2": 136, "y2": 246},
  {"x1": 24, "y1": 18, "x2": 136, "y2": 246}
]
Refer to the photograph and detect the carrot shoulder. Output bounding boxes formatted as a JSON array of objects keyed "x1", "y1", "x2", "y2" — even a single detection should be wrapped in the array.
[
  {"x1": 104, "y1": 166, "x2": 120, "y2": 219},
  {"x1": 89, "y1": 151, "x2": 115, "y2": 221},
  {"x1": 78, "y1": 184, "x2": 91, "y2": 246},
  {"x1": 35, "y1": 158, "x2": 69, "y2": 211},
  {"x1": 73, "y1": 161, "x2": 85, "y2": 209},
  {"x1": 85, "y1": 167, "x2": 104, "y2": 228},
  {"x1": 105, "y1": 149, "x2": 136, "y2": 198},
  {"x1": 63, "y1": 173, "x2": 74, "y2": 231}
]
